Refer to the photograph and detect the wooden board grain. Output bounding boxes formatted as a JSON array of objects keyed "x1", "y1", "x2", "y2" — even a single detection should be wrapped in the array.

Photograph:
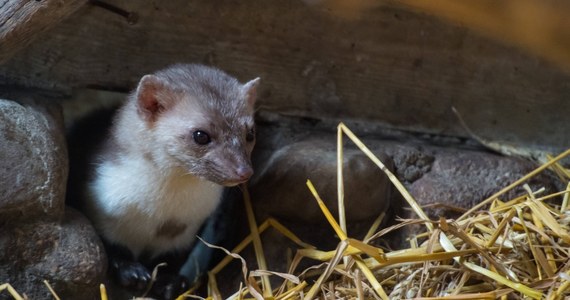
[
  {"x1": 395, "y1": 0, "x2": 570, "y2": 70},
  {"x1": 0, "y1": 0, "x2": 568, "y2": 150},
  {"x1": 0, "y1": 0, "x2": 87, "y2": 64}
]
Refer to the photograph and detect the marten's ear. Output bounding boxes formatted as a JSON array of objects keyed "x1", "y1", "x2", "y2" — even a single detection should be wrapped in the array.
[
  {"x1": 241, "y1": 77, "x2": 260, "y2": 108},
  {"x1": 135, "y1": 74, "x2": 169, "y2": 121}
]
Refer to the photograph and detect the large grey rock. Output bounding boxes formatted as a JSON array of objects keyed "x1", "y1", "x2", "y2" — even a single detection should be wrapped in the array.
[
  {"x1": 379, "y1": 147, "x2": 558, "y2": 249},
  {"x1": 251, "y1": 138, "x2": 393, "y2": 225},
  {"x1": 407, "y1": 149, "x2": 557, "y2": 219},
  {"x1": 208, "y1": 123, "x2": 396, "y2": 297},
  {"x1": 0, "y1": 208, "x2": 106, "y2": 300},
  {"x1": 0, "y1": 98, "x2": 67, "y2": 223}
]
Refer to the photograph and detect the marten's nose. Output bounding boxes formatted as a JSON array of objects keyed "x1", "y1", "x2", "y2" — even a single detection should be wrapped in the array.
[{"x1": 235, "y1": 165, "x2": 254, "y2": 181}]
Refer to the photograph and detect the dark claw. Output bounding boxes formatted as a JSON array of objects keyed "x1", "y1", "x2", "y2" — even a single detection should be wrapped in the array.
[
  {"x1": 105, "y1": 242, "x2": 151, "y2": 290},
  {"x1": 152, "y1": 273, "x2": 190, "y2": 300},
  {"x1": 112, "y1": 260, "x2": 151, "y2": 290}
]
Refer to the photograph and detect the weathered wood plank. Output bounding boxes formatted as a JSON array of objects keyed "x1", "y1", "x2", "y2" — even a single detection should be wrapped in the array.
[
  {"x1": 395, "y1": 0, "x2": 570, "y2": 70},
  {"x1": 0, "y1": 0, "x2": 87, "y2": 64},
  {"x1": 0, "y1": 0, "x2": 568, "y2": 150}
]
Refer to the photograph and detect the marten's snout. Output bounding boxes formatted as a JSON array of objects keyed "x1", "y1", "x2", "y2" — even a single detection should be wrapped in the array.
[
  {"x1": 218, "y1": 164, "x2": 253, "y2": 187},
  {"x1": 211, "y1": 140, "x2": 255, "y2": 185},
  {"x1": 213, "y1": 152, "x2": 254, "y2": 186}
]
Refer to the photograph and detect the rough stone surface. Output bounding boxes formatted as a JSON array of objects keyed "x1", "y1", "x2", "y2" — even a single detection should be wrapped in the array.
[
  {"x1": 390, "y1": 145, "x2": 435, "y2": 184},
  {"x1": 250, "y1": 137, "x2": 393, "y2": 225},
  {"x1": 407, "y1": 148, "x2": 558, "y2": 219},
  {"x1": 0, "y1": 98, "x2": 67, "y2": 224},
  {"x1": 376, "y1": 147, "x2": 560, "y2": 249},
  {"x1": 0, "y1": 208, "x2": 106, "y2": 300}
]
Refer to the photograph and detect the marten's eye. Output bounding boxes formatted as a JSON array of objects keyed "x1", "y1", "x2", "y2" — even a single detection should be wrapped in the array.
[
  {"x1": 246, "y1": 127, "x2": 255, "y2": 142},
  {"x1": 193, "y1": 130, "x2": 211, "y2": 145}
]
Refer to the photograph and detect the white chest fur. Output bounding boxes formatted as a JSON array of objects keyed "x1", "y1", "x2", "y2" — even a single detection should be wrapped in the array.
[{"x1": 87, "y1": 156, "x2": 223, "y2": 258}]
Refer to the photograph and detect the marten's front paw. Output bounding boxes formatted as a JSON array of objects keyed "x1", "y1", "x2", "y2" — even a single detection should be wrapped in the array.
[
  {"x1": 111, "y1": 260, "x2": 151, "y2": 290},
  {"x1": 151, "y1": 273, "x2": 190, "y2": 300}
]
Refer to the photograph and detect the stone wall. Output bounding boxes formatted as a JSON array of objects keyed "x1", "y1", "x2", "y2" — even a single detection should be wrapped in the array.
[{"x1": 0, "y1": 98, "x2": 106, "y2": 299}]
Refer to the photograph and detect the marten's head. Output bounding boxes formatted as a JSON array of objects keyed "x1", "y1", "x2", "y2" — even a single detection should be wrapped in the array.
[{"x1": 132, "y1": 64, "x2": 259, "y2": 186}]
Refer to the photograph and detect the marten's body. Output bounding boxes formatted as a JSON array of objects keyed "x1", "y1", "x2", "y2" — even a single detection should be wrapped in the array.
[
  {"x1": 88, "y1": 150, "x2": 224, "y2": 257},
  {"x1": 69, "y1": 64, "x2": 259, "y2": 299}
]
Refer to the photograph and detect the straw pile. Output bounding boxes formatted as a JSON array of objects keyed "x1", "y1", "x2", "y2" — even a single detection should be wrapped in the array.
[
  {"x1": 185, "y1": 123, "x2": 570, "y2": 300},
  {"x1": 3, "y1": 123, "x2": 569, "y2": 300}
]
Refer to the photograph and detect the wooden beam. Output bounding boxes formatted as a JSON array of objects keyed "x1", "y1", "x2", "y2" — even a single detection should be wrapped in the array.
[
  {"x1": 312, "y1": 0, "x2": 570, "y2": 70},
  {"x1": 393, "y1": 0, "x2": 570, "y2": 70},
  {"x1": 0, "y1": 0, "x2": 87, "y2": 64},
  {"x1": 1, "y1": 1, "x2": 569, "y2": 150}
]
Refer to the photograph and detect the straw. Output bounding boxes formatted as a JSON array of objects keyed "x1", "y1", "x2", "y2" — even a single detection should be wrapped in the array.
[{"x1": 7, "y1": 124, "x2": 570, "y2": 300}]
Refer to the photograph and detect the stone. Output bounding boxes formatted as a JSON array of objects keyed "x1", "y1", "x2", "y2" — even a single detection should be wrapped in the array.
[
  {"x1": 250, "y1": 138, "x2": 393, "y2": 225},
  {"x1": 383, "y1": 147, "x2": 559, "y2": 249},
  {"x1": 389, "y1": 144, "x2": 435, "y2": 183},
  {"x1": 0, "y1": 208, "x2": 107, "y2": 300},
  {"x1": 207, "y1": 123, "x2": 396, "y2": 297},
  {"x1": 407, "y1": 148, "x2": 558, "y2": 219},
  {"x1": 0, "y1": 98, "x2": 67, "y2": 224}
]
